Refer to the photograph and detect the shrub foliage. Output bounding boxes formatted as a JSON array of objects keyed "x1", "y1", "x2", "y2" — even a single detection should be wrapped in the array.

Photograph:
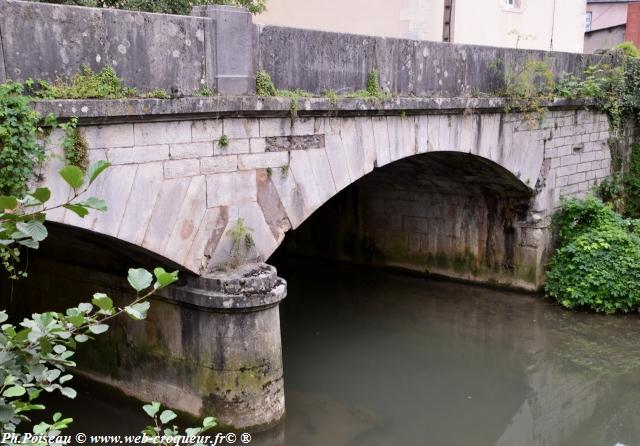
[
  {"x1": 546, "y1": 196, "x2": 640, "y2": 313},
  {"x1": 0, "y1": 83, "x2": 47, "y2": 198}
]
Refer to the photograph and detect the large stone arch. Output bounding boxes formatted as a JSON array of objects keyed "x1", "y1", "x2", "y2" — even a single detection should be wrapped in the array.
[{"x1": 249, "y1": 114, "x2": 541, "y2": 269}]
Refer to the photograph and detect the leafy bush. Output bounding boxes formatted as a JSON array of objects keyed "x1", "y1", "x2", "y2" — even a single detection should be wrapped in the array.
[
  {"x1": 546, "y1": 196, "x2": 640, "y2": 313},
  {"x1": 551, "y1": 195, "x2": 623, "y2": 247},
  {"x1": 0, "y1": 82, "x2": 47, "y2": 197},
  {"x1": 546, "y1": 225, "x2": 640, "y2": 313},
  {"x1": 555, "y1": 48, "x2": 640, "y2": 135},
  {"x1": 614, "y1": 41, "x2": 640, "y2": 58}
]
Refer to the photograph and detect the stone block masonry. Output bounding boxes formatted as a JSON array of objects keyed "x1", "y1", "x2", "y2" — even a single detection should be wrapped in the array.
[{"x1": 36, "y1": 97, "x2": 612, "y2": 290}]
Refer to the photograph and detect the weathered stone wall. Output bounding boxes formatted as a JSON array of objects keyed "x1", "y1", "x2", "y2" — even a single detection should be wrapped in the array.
[
  {"x1": 256, "y1": 26, "x2": 603, "y2": 96},
  {"x1": 0, "y1": 0, "x2": 212, "y2": 95},
  {"x1": 1, "y1": 1, "x2": 604, "y2": 97}
]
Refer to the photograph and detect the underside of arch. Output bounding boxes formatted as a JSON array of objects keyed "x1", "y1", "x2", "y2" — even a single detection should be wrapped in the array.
[{"x1": 271, "y1": 151, "x2": 545, "y2": 289}]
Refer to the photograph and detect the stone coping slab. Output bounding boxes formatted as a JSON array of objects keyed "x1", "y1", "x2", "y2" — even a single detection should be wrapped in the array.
[
  {"x1": 32, "y1": 96, "x2": 594, "y2": 124},
  {"x1": 157, "y1": 263, "x2": 287, "y2": 312}
]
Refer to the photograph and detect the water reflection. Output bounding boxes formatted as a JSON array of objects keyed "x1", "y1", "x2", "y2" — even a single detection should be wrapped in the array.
[
  {"x1": 32, "y1": 260, "x2": 640, "y2": 446},
  {"x1": 277, "y1": 260, "x2": 640, "y2": 446}
]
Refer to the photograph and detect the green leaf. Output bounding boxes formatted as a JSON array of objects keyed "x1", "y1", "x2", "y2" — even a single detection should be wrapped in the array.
[
  {"x1": 33, "y1": 422, "x2": 49, "y2": 435},
  {"x1": 78, "y1": 303, "x2": 93, "y2": 313},
  {"x1": 87, "y1": 160, "x2": 111, "y2": 184},
  {"x1": 185, "y1": 427, "x2": 202, "y2": 437},
  {"x1": 0, "y1": 196, "x2": 18, "y2": 210},
  {"x1": 3, "y1": 386, "x2": 26, "y2": 398},
  {"x1": 0, "y1": 404, "x2": 15, "y2": 423},
  {"x1": 60, "y1": 387, "x2": 77, "y2": 399},
  {"x1": 63, "y1": 204, "x2": 89, "y2": 218},
  {"x1": 124, "y1": 302, "x2": 150, "y2": 321},
  {"x1": 29, "y1": 188, "x2": 51, "y2": 204},
  {"x1": 0, "y1": 311, "x2": 8, "y2": 324},
  {"x1": 16, "y1": 221, "x2": 48, "y2": 242},
  {"x1": 88, "y1": 324, "x2": 109, "y2": 335},
  {"x1": 78, "y1": 197, "x2": 107, "y2": 211},
  {"x1": 92, "y1": 293, "x2": 113, "y2": 312},
  {"x1": 128, "y1": 268, "x2": 153, "y2": 292},
  {"x1": 142, "y1": 401, "x2": 161, "y2": 418},
  {"x1": 74, "y1": 334, "x2": 89, "y2": 343},
  {"x1": 202, "y1": 416, "x2": 216, "y2": 429},
  {"x1": 153, "y1": 268, "x2": 179, "y2": 289},
  {"x1": 27, "y1": 388, "x2": 42, "y2": 401},
  {"x1": 17, "y1": 239, "x2": 39, "y2": 249},
  {"x1": 67, "y1": 314, "x2": 85, "y2": 328},
  {"x1": 59, "y1": 165, "x2": 84, "y2": 189},
  {"x1": 59, "y1": 374, "x2": 73, "y2": 384},
  {"x1": 159, "y1": 409, "x2": 177, "y2": 425}
]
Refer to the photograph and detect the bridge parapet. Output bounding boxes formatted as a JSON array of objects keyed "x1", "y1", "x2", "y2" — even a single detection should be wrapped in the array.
[{"x1": 1, "y1": 0, "x2": 606, "y2": 96}]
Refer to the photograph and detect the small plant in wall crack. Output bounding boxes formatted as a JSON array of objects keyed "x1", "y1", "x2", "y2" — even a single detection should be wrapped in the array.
[
  {"x1": 59, "y1": 117, "x2": 89, "y2": 171},
  {"x1": 143, "y1": 89, "x2": 171, "y2": 99},
  {"x1": 218, "y1": 134, "x2": 230, "y2": 149},
  {"x1": 256, "y1": 70, "x2": 277, "y2": 97},
  {"x1": 501, "y1": 59, "x2": 554, "y2": 126},
  {"x1": 194, "y1": 86, "x2": 215, "y2": 97},
  {"x1": 227, "y1": 218, "x2": 255, "y2": 269},
  {"x1": 344, "y1": 69, "x2": 391, "y2": 100},
  {"x1": 32, "y1": 65, "x2": 137, "y2": 100},
  {"x1": 323, "y1": 89, "x2": 338, "y2": 107}
]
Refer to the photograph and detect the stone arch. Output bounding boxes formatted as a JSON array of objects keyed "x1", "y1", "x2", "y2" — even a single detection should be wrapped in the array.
[
  {"x1": 268, "y1": 147, "x2": 538, "y2": 288},
  {"x1": 243, "y1": 114, "x2": 541, "y2": 269}
]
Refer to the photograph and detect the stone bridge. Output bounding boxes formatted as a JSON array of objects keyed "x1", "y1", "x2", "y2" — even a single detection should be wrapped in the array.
[
  {"x1": 36, "y1": 97, "x2": 611, "y2": 290},
  {"x1": 1, "y1": 0, "x2": 614, "y2": 435},
  {"x1": 29, "y1": 96, "x2": 611, "y2": 433}
]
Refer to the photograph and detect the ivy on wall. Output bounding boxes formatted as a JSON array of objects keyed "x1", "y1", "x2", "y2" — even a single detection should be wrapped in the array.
[{"x1": 0, "y1": 82, "x2": 48, "y2": 197}]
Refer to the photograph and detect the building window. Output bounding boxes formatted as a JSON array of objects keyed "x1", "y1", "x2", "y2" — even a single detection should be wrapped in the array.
[
  {"x1": 443, "y1": 0, "x2": 454, "y2": 42},
  {"x1": 504, "y1": 0, "x2": 522, "y2": 10},
  {"x1": 585, "y1": 11, "x2": 592, "y2": 32}
]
